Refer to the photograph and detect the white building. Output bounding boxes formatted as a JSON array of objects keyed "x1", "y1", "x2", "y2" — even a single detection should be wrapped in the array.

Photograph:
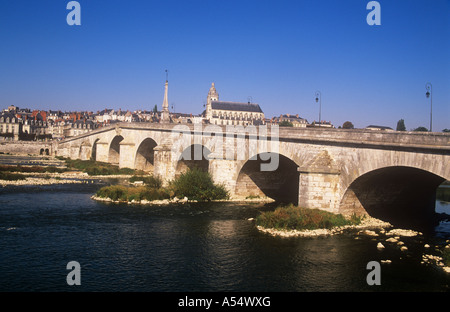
[{"x1": 204, "y1": 83, "x2": 264, "y2": 126}]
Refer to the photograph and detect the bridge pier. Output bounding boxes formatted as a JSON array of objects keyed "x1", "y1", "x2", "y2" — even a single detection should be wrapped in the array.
[
  {"x1": 94, "y1": 141, "x2": 109, "y2": 162},
  {"x1": 298, "y1": 169, "x2": 341, "y2": 213},
  {"x1": 118, "y1": 141, "x2": 136, "y2": 169},
  {"x1": 79, "y1": 142, "x2": 91, "y2": 161},
  {"x1": 153, "y1": 145, "x2": 177, "y2": 185},
  {"x1": 209, "y1": 157, "x2": 238, "y2": 197},
  {"x1": 297, "y1": 150, "x2": 341, "y2": 213},
  {"x1": 70, "y1": 146, "x2": 79, "y2": 159}
]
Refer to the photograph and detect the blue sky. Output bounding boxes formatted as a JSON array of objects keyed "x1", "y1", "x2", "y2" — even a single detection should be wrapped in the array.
[{"x1": 0, "y1": 0, "x2": 448, "y2": 131}]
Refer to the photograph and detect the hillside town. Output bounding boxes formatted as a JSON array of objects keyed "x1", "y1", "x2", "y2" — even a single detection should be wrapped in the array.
[{"x1": 0, "y1": 82, "x2": 340, "y2": 142}]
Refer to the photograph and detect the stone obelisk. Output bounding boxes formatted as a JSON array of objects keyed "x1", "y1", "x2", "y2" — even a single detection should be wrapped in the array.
[{"x1": 160, "y1": 70, "x2": 170, "y2": 123}]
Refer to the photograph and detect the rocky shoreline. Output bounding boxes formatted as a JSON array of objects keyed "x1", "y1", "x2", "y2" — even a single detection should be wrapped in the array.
[
  {"x1": 0, "y1": 172, "x2": 133, "y2": 187},
  {"x1": 256, "y1": 216, "x2": 450, "y2": 274},
  {"x1": 90, "y1": 194, "x2": 275, "y2": 206},
  {"x1": 256, "y1": 216, "x2": 393, "y2": 238}
]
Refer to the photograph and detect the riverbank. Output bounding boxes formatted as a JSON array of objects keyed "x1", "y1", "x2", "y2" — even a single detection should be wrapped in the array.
[
  {"x1": 91, "y1": 193, "x2": 275, "y2": 205},
  {"x1": 0, "y1": 156, "x2": 141, "y2": 186},
  {"x1": 0, "y1": 171, "x2": 133, "y2": 187}
]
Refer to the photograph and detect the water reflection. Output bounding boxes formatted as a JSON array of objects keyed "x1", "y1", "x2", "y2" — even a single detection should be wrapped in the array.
[{"x1": 0, "y1": 184, "x2": 449, "y2": 292}]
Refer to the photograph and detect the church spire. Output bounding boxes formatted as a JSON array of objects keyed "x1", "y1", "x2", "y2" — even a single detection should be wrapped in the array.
[{"x1": 161, "y1": 70, "x2": 170, "y2": 122}]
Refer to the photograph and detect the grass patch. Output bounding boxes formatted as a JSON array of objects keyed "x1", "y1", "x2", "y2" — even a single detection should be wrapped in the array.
[
  {"x1": 129, "y1": 175, "x2": 162, "y2": 188},
  {"x1": 64, "y1": 159, "x2": 137, "y2": 176},
  {"x1": 256, "y1": 204, "x2": 362, "y2": 231},
  {"x1": 0, "y1": 172, "x2": 26, "y2": 181},
  {"x1": 0, "y1": 165, "x2": 66, "y2": 174},
  {"x1": 95, "y1": 185, "x2": 171, "y2": 202},
  {"x1": 443, "y1": 248, "x2": 450, "y2": 267}
]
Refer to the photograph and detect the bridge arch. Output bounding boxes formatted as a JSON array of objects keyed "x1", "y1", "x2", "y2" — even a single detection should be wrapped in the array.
[
  {"x1": 235, "y1": 152, "x2": 300, "y2": 204},
  {"x1": 91, "y1": 138, "x2": 100, "y2": 161},
  {"x1": 135, "y1": 137, "x2": 158, "y2": 172},
  {"x1": 339, "y1": 165, "x2": 447, "y2": 230},
  {"x1": 108, "y1": 135, "x2": 124, "y2": 165},
  {"x1": 176, "y1": 144, "x2": 211, "y2": 177}
]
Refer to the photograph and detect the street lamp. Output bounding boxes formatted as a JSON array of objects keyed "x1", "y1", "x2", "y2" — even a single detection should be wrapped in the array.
[
  {"x1": 425, "y1": 83, "x2": 432, "y2": 132},
  {"x1": 315, "y1": 91, "x2": 321, "y2": 127}
]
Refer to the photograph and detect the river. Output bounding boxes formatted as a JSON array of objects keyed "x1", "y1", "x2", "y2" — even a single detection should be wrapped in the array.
[{"x1": 0, "y1": 182, "x2": 449, "y2": 292}]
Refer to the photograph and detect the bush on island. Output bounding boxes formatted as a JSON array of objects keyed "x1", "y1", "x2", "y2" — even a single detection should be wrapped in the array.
[
  {"x1": 256, "y1": 204, "x2": 361, "y2": 231},
  {"x1": 95, "y1": 168, "x2": 229, "y2": 203},
  {"x1": 169, "y1": 167, "x2": 229, "y2": 201}
]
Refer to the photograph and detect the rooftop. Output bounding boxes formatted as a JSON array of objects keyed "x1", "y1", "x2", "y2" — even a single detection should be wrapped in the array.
[{"x1": 211, "y1": 101, "x2": 263, "y2": 113}]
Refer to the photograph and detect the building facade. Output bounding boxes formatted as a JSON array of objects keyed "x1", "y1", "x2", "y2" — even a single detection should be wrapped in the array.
[
  {"x1": 0, "y1": 112, "x2": 22, "y2": 140},
  {"x1": 273, "y1": 114, "x2": 308, "y2": 127},
  {"x1": 204, "y1": 83, "x2": 264, "y2": 126}
]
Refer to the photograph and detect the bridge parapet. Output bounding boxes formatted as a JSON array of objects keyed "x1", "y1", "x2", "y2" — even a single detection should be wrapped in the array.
[{"x1": 58, "y1": 122, "x2": 450, "y2": 151}]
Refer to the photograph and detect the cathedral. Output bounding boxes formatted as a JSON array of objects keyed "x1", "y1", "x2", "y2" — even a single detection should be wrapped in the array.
[{"x1": 204, "y1": 83, "x2": 265, "y2": 126}]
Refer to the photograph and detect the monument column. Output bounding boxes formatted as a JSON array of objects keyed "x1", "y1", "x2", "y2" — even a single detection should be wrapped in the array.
[{"x1": 160, "y1": 71, "x2": 170, "y2": 123}]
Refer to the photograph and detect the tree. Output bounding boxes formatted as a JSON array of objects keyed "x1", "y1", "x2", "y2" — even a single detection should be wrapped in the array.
[
  {"x1": 413, "y1": 126, "x2": 428, "y2": 132},
  {"x1": 396, "y1": 119, "x2": 406, "y2": 131},
  {"x1": 443, "y1": 129, "x2": 450, "y2": 133},
  {"x1": 342, "y1": 121, "x2": 354, "y2": 129},
  {"x1": 152, "y1": 105, "x2": 158, "y2": 114}
]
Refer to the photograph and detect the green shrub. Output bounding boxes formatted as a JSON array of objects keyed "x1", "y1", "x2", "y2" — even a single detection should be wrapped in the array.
[
  {"x1": 96, "y1": 185, "x2": 128, "y2": 201},
  {"x1": 436, "y1": 187, "x2": 450, "y2": 202},
  {"x1": 0, "y1": 165, "x2": 66, "y2": 174},
  {"x1": 0, "y1": 172, "x2": 26, "y2": 181},
  {"x1": 169, "y1": 168, "x2": 229, "y2": 201},
  {"x1": 256, "y1": 204, "x2": 361, "y2": 231},
  {"x1": 95, "y1": 185, "x2": 170, "y2": 202},
  {"x1": 443, "y1": 248, "x2": 450, "y2": 267},
  {"x1": 118, "y1": 167, "x2": 136, "y2": 175},
  {"x1": 129, "y1": 175, "x2": 162, "y2": 188},
  {"x1": 95, "y1": 168, "x2": 229, "y2": 203},
  {"x1": 65, "y1": 159, "x2": 138, "y2": 176}
]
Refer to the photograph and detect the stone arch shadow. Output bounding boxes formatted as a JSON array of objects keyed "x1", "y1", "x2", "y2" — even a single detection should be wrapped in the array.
[
  {"x1": 135, "y1": 137, "x2": 158, "y2": 172},
  {"x1": 235, "y1": 152, "x2": 300, "y2": 205},
  {"x1": 176, "y1": 144, "x2": 211, "y2": 177},
  {"x1": 108, "y1": 135, "x2": 124, "y2": 165},
  {"x1": 339, "y1": 165, "x2": 447, "y2": 230},
  {"x1": 91, "y1": 138, "x2": 100, "y2": 161}
]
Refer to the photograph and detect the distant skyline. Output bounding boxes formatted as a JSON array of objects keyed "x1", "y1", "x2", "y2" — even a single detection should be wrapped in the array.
[{"x1": 0, "y1": 0, "x2": 448, "y2": 131}]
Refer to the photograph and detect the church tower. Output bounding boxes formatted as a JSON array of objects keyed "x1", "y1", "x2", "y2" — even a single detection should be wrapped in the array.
[{"x1": 206, "y1": 82, "x2": 219, "y2": 120}]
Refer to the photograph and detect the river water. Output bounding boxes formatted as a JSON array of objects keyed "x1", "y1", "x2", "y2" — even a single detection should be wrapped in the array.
[{"x1": 0, "y1": 183, "x2": 449, "y2": 292}]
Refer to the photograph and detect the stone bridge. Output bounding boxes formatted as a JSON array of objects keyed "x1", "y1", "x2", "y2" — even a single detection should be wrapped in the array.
[{"x1": 55, "y1": 122, "x2": 450, "y2": 228}]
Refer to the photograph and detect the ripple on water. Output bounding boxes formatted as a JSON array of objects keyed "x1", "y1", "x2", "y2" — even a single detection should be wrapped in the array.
[{"x1": 0, "y1": 186, "x2": 449, "y2": 291}]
